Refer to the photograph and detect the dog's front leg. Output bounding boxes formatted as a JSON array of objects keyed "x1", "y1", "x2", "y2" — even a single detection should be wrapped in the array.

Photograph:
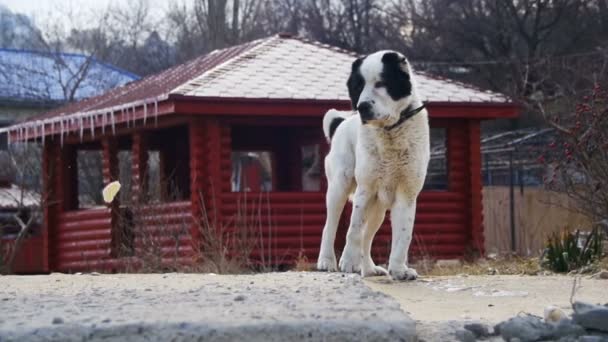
[
  {"x1": 339, "y1": 187, "x2": 373, "y2": 273},
  {"x1": 388, "y1": 198, "x2": 418, "y2": 281}
]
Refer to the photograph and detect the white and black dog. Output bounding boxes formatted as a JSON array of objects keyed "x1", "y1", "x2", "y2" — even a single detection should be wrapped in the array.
[{"x1": 317, "y1": 50, "x2": 430, "y2": 280}]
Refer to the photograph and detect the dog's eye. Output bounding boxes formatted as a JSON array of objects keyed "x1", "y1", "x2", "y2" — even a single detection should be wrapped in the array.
[{"x1": 375, "y1": 81, "x2": 386, "y2": 88}]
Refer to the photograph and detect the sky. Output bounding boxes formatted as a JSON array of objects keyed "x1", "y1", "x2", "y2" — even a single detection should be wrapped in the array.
[{"x1": 0, "y1": 0, "x2": 194, "y2": 29}]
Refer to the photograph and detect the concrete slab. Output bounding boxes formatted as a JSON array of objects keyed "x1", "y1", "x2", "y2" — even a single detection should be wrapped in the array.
[{"x1": 0, "y1": 272, "x2": 415, "y2": 342}]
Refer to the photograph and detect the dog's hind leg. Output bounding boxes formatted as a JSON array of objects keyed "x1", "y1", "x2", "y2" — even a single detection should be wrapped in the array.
[
  {"x1": 360, "y1": 203, "x2": 388, "y2": 277},
  {"x1": 317, "y1": 180, "x2": 351, "y2": 272}
]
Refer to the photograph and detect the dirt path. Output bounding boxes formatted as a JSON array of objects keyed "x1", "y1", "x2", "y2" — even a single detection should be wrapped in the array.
[
  {"x1": 365, "y1": 274, "x2": 607, "y2": 323},
  {"x1": 0, "y1": 272, "x2": 415, "y2": 342}
]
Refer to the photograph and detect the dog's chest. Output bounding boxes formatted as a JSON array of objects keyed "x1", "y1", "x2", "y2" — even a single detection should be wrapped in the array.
[{"x1": 357, "y1": 129, "x2": 429, "y2": 206}]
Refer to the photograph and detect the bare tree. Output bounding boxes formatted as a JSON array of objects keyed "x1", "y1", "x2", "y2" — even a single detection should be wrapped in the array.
[{"x1": 0, "y1": 143, "x2": 43, "y2": 274}]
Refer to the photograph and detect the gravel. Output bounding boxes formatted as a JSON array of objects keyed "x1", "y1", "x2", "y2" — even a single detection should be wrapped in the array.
[{"x1": 0, "y1": 272, "x2": 416, "y2": 342}]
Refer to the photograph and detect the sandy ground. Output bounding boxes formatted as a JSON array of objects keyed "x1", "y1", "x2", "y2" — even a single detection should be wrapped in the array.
[
  {"x1": 366, "y1": 274, "x2": 607, "y2": 323},
  {"x1": 0, "y1": 272, "x2": 415, "y2": 342},
  {"x1": 366, "y1": 274, "x2": 607, "y2": 341}
]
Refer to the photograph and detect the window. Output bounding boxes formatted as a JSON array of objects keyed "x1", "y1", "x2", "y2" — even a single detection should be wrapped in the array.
[
  {"x1": 0, "y1": 132, "x2": 7, "y2": 151},
  {"x1": 231, "y1": 151, "x2": 274, "y2": 192},
  {"x1": 230, "y1": 124, "x2": 324, "y2": 193},
  {"x1": 301, "y1": 144, "x2": 321, "y2": 191},
  {"x1": 144, "y1": 126, "x2": 190, "y2": 202},
  {"x1": 424, "y1": 127, "x2": 448, "y2": 190},
  {"x1": 76, "y1": 148, "x2": 104, "y2": 208},
  {"x1": 146, "y1": 150, "x2": 162, "y2": 201}
]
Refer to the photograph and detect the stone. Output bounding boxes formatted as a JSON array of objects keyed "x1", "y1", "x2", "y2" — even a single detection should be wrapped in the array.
[
  {"x1": 464, "y1": 322, "x2": 491, "y2": 338},
  {"x1": 454, "y1": 329, "x2": 476, "y2": 342},
  {"x1": 52, "y1": 317, "x2": 64, "y2": 324},
  {"x1": 577, "y1": 336, "x2": 608, "y2": 342},
  {"x1": 495, "y1": 315, "x2": 554, "y2": 342},
  {"x1": 572, "y1": 301, "x2": 608, "y2": 332},
  {"x1": 592, "y1": 270, "x2": 608, "y2": 279},
  {"x1": 551, "y1": 319, "x2": 585, "y2": 339},
  {"x1": 544, "y1": 305, "x2": 568, "y2": 324}
]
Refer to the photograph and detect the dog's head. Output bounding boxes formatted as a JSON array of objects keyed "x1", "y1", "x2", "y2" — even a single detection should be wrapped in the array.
[{"x1": 347, "y1": 50, "x2": 417, "y2": 127}]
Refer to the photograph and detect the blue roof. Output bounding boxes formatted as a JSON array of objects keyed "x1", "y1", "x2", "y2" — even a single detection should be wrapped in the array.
[{"x1": 0, "y1": 48, "x2": 139, "y2": 104}]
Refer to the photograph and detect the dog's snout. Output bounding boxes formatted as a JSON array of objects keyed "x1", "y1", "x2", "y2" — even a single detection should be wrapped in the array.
[{"x1": 358, "y1": 102, "x2": 373, "y2": 122}]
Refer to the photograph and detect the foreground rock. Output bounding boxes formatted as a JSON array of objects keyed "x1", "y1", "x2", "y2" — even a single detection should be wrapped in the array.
[
  {"x1": 0, "y1": 272, "x2": 415, "y2": 342},
  {"x1": 572, "y1": 301, "x2": 608, "y2": 333},
  {"x1": 494, "y1": 303, "x2": 608, "y2": 342}
]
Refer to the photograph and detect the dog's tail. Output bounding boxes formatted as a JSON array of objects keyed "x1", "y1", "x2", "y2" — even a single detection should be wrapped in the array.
[{"x1": 322, "y1": 109, "x2": 351, "y2": 143}]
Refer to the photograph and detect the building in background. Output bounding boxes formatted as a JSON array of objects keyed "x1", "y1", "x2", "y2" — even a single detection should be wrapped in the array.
[
  {"x1": 3, "y1": 34, "x2": 518, "y2": 273},
  {"x1": 0, "y1": 48, "x2": 139, "y2": 148}
]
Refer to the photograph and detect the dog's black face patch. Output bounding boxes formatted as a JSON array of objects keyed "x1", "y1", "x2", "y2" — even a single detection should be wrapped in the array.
[
  {"x1": 347, "y1": 57, "x2": 364, "y2": 109},
  {"x1": 380, "y1": 52, "x2": 412, "y2": 101}
]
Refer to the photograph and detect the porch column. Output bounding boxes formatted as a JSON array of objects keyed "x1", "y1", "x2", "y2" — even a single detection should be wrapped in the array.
[
  {"x1": 42, "y1": 141, "x2": 58, "y2": 272},
  {"x1": 467, "y1": 120, "x2": 484, "y2": 255},
  {"x1": 131, "y1": 132, "x2": 148, "y2": 204},
  {"x1": 189, "y1": 118, "x2": 224, "y2": 253},
  {"x1": 101, "y1": 138, "x2": 120, "y2": 256},
  {"x1": 101, "y1": 139, "x2": 118, "y2": 185},
  {"x1": 189, "y1": 119, "x2": 205, "y2": 247}
]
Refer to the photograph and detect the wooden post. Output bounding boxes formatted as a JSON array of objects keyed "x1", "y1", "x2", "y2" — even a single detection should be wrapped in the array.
[
  {"x1": 189, "y1": 119, "x2": 206, "y2": 251},
  {"x1": 102, "y1": 138, "x2": 120, "y2": 256},
  {"x1": 132, "y1": 132, "x2": 148, "y2": 204},
  {"x1": 42, "y1": 141, "x2": 58, "y2": 272},
  {"x1": 467, "y1": 120, "x2": 484, "y2": 255}
]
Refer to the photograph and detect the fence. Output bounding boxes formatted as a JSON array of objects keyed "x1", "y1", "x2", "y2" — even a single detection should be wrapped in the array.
[{"x1": 483, "y1": 186, "x2": 591, "y2": 256}]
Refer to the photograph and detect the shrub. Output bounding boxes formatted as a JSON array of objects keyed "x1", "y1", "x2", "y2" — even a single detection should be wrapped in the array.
[{"x1": 542, "y1": 226, "x2": 603, "y2": 273}]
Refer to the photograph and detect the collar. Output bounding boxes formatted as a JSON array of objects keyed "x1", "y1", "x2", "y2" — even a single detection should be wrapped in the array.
[{"x1": 384, "y1": 104, "x2": 426, "y2": 131}]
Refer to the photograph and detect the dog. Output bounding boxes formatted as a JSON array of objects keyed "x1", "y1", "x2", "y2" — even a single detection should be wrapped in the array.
[{"x1": 317, "y1": 50, "x2": 430, "y2": 280}]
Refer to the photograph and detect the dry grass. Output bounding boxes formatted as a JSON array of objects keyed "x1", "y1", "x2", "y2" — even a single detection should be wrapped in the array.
[
  {"x1": 415, "y1": 256, "x2": 543, "y2": 276},
  {"x1": 293, "y1": 250, "x2": 315, "y2": 272},
  {"x1": 414, "y1": 253, "x2": 608, "y2": 277}
]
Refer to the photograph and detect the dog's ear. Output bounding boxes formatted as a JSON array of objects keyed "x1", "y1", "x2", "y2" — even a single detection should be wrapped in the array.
[
  {"x1": 382, "y1": 52, "x2": 408, "y2": 73},
  {"x1": 347, "y1": 57, "x2": 364, "y2": 109}
]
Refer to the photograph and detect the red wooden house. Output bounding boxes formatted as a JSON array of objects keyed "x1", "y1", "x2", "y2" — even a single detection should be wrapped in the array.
[{"x1": 2, "y1": 34, "x2": 518, "y2": 273}]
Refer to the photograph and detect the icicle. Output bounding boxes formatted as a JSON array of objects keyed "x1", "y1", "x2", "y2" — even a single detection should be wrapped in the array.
[
  {"x1": 79, "y1": 116, "x2": 84, "y2": 142},
  {"x1": 24, "y1": 124, "x2": 29, "y2": 142},
  {"x1": 7, "y1": 128, "x2": 11, "y2": 145},
  {"x1": 42, "y1": 123, "x2": 45, "y2": 145},
  {"x1": 111, "y1": 110, "x2": 116, "y2": 135},
  {"x1": 60, "y1": 119, "x2": 65, "y2": 147},
  {"x1": 143, "y1": 102, "x2": 148, "y2": 125},
  {"x1": 154, "y1": 98, "x2": 158, "y2": 126}
]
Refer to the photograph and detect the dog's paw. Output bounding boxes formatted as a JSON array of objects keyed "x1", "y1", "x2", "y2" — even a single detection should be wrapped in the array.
[
  {"x1": 339, "y1": 248, "x2": 361, "y2": 273},
  {"x1": 388, "y1": 265, "x2": 418, "y2": 281},
  {"x1": 317, "y1": 253, "x2": 338, "y2": 272},
  {"x1": 361, "y1": 264, "x2": 388, "y2": 277}
]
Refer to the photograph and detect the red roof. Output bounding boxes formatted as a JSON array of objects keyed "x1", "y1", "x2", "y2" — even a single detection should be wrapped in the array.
[{"x1": 2, "y1": 35, "x2": 518, "y2": 142}]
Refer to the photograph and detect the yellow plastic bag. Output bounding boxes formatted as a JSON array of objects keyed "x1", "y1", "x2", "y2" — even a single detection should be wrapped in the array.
[{"x1": 102, "y1": 181, "x2": 121, "y2": 204}]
